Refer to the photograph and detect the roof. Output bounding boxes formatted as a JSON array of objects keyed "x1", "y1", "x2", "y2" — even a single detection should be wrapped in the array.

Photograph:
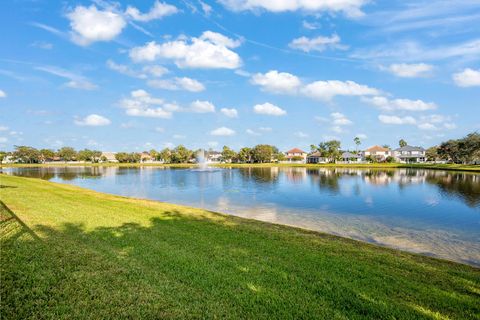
[
  {"x1": 366, "y1": 145, "x2": 390, "y2": 152},
  {"x1": 342, "y1": 152, "x2": 361, "y2": 158},
  {"x1": 286, "y1": 148, "x2": 306, "y2": 154},
  {"x1": 307, "y1": 151, "x2": 323, "y2": 157},
  {"x1": 395, "y1": 145, "x2": 425, "y2": 152}
]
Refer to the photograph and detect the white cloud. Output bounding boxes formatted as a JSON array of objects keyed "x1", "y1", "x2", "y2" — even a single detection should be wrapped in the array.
[
  {"x1": 74, "y1": 114, "x2": 111, "y2": 126},
  {"x1": 378, "y1": 115, "x2": 416, "y2": 125},
  {"x1": 218, "y1": 0, "x2": 369, "y2": 17},
  {"x1": 294, "y1": 131, "x2": 309, "y2": 138},
  {"x1": 107, "y1": 60, "x2": 169, "y2": 79},
  {"x1": 302, "y1": 80, "x2": 379, "y2": 100},
  {"x1": 253, "y1": 102, "x2": 287, "y2": 116},
  {"x1": 0, "y1": 90, "x2": 6, "y2": 98},
  {"x1": 246, "y1": 129, "x2": 261, "y2": 136},
  {"x1": 331, "y1": 112, "x2": 353, "y2": 125},
  {"x1": 386, "y1": 63, "x2": 433, "y2": 78},
  {"x1": 190, "y1": 100, "x2": 215, "y2": 113},
  {"x1": 251, "y1": 70, "x2": 301, "y2": 93},
  {"x1": 130, "y1": 31, "x2": 242, "y2": 69},
  {"x1": 364, "y1": 96, "x2": 436, "y2": 111},
  {"x1": 0, "y1": 137, "x2": 8, "y2": 143},
  {"x1": 31, "y1": 41, "x2": 53, "y2": 50},
  {"x1": 125, "y1": 1, "x2": 178, "y2": 22},
  {"x1": 0, "y1": 126, "x2": 8, "y2": 131},
  {"x1": 35, "y1": 65, "x2": 97, "y2": 90},
  {"x1": 120, "y1": 89, "x2": 172, "y2": 118},
  {"x1": 452, "y1": 68, "x2": 480, "y2": 87},
  {"x1": 356, "y1": 133, "x2": 367, "y2": 139},
  {"x1": 211, "y1": 127, "x2": 235, "y2": 136},
  {"x1": 289, "y1": 34, "x2": 347, "y2": 52},
  {"x1": 302, "y1": 20, "x2": 320, "y2": 30},
  {"x1": 417, "y1": 123, "x2": 438, "y2": 130},
  {"x1": 148, "y1": 77, "x2": 205, "y2": 92},
  {"x1": 220, "y1": 108, "x2": 238, "y2": 118},
  {"x1": 67, "y1": 5, "x2": 126, "y2": 46},
  {"x1": 173, "y1": 134, "x2": 186, "y2": 139}
]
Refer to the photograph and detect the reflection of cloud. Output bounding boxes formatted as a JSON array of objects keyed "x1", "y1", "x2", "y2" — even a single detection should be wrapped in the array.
[{"x1": 424, "y1": 197, "x2": 440, "y2": 206}]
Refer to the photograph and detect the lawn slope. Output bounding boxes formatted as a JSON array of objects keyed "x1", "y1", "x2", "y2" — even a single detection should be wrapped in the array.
[{"x1": 1, "y1": 174, "x2": 479, "y2": 319}]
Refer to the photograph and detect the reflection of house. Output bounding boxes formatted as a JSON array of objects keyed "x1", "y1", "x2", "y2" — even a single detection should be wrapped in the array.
[
  {"x1": 306, "y1": 151, "x2": 328, "y2": 164},
  {"x1": 394, "y1": 146, "x2": 426, "y2": 163},
  {"x1": 364, "y1": 145, "x2": 391, "y2": 161},
  {"x1": 101, "y1": 152, "x2": 118, "y2": 162},
  {"x1": 284, "y1": 148, "x2": 307, "y2": 163},
  {"x1": 341, "y1": 152, "x2": 363, "y2": 163}
]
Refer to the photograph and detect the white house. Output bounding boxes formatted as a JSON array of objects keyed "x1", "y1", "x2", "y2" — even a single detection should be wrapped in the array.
[
  {"x1": 393, "y1": 146, "x2": 426, "y2": 163},
  {"x1": 306, "y1": 151, "x2": 329, "y2": 164},
  {"x1": 341, "y1": 152, "x2": 363, "y2": 163},
  {"x1": 363, "y1": 145, "x2": 391, "y2": 161}
]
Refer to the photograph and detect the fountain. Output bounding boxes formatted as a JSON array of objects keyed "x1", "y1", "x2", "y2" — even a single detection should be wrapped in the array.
[{"x1": 193, "y1": 149, "x2": 220, "y2": 172}]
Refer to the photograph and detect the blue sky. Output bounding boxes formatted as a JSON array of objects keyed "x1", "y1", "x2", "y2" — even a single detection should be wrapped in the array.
[{"x1": 1, "y1": 0, "x2": 479, "y2": 152}]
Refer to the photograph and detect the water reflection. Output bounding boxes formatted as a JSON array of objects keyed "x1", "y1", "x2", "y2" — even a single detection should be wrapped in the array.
[{"x1": 3, "y1": 166, "x2": 479, "y2": 265}]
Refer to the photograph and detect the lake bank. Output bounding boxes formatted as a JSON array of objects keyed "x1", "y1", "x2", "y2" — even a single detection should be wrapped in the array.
[
  {"x1": 2, "y1": 162, "x2": 479, "y2": 172},
  {"x1": 1, "y1": 174, "x2": 479, "y2": 319}
]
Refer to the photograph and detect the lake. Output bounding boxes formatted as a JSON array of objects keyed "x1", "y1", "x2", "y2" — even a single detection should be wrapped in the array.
[{"x1": 3, "y1": 166, "x2": 479, "y2": 266}]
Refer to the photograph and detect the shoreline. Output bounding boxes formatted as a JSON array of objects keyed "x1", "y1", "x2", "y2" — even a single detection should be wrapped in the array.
[
  {"x1": 2, "y1": 162, "x2": 479, "y2": 172},
  {"x1": 1, "y1": 174, "x2": 479, "y2": 318}
]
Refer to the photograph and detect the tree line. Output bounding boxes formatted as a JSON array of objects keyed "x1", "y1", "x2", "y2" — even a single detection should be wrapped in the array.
[{"x1": 1, "y1": 132, "x2": 478, "y2": 164}]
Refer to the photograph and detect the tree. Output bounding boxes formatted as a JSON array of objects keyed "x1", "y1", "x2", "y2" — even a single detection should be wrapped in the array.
[
  {"x1": 12, "y1": 146, "x2": 41, "y2": 163},
  {"x1": 354, "y1": 137, "x2": 361, "y2": 152},
  {"x1": 92, "y1": 150, "x2": 102, "y2": 163},
  {"x1": 437, "y1": 132, "x2": 480, "y2": 164},
  {"x1": 158, "y1": 148, "x2": 172, "y2": 163},
  {"x1": 57, "y1": 147, "x2": 77, "y2": 161},
  {"x1": 77, "y1": 149, "x2": 94, "y2": 162},
  {"x1": 0, "y1": 151, "x2": 8, "y2": 164},
  {"x1": 115, "y1": 152, "x2": 141, "y2": 163},
  {"x1": 237, "y1": 147, "x2": 252, "y2": 163},
  {"x1": 171, "y1": 145, "x2": 193, "y2": 163},
  {"x1": 39, "y1": 149, "x2": 55, "y2": 162},
  {"x1": 399, "y1": 139, "x2": 408, "y2": 148},
  {"x1": 251, "y1": 144, "x2": 274, "y2": 163},
  {"x1": 425, "y1": 146, "x2": 439, "y2": 162},
  {"x1": 221, "y1": 146, "x2": 236, "y2": 163},
  {"x1": 325, "y1": 140, "x2": 341, "y2": 162}
]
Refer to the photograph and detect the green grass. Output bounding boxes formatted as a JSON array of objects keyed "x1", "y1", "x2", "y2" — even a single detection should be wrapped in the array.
[
  {"x1": 1, "y1": 174, "x2": 479, "y2": 319},
  {"x1": 2, "y1": 162, "x2": 480, "y2": 172}
]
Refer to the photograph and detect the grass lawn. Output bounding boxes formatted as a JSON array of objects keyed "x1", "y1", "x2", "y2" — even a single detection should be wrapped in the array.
[
  {"x1": 1, "y1": 175, "x2": 479, "y2": 319},
  {"x1": 3, "y1": 162, "x2": 479, "y2": 172}
]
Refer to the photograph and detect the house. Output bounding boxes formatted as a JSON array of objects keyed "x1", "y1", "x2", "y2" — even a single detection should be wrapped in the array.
[
  {"x1": 306, "y1": 151, "x2": 329, "y2": 164},
  {"x1": 284, "y1": 148, "x2": 307, "y2": 163},
  {"x1": 206, "y1": 151, "x2": 222, "y2": 163},
  {"x1": 393, "y1": 146, "x2": 426, "y2": 163},
  {"x1": 364, "y1": 145, "x2": 391, "y2": 161},
  {"x1": 141, "y1": 152, "x2": 154, "y2": 163},
  {"x1": 341, "y1": 151, "x2": 363, "y2": 163},
  {"x1": 101, "y1": 152, "x2": 118, "y2": 163}
]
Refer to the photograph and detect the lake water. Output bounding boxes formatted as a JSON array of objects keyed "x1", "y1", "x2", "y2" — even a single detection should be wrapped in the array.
[{"x1": 3, "y1": 166, "x2": 480, "y2": 266}]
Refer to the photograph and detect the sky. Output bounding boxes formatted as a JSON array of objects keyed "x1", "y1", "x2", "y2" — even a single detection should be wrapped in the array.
[{"x1": 1, "y1": 0, "x2": 479, "y2": 152}]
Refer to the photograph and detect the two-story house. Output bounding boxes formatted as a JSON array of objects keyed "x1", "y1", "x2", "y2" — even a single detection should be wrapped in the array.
[
  {"x1": 363, "y1": 145, "x2": 391, "y2": 161},
  {"x1": 393, "y1": 146, "x2": 426, "y2": 163},
  {"x1": 285, "y1": 148, "x2": 307, "y2": 163}
]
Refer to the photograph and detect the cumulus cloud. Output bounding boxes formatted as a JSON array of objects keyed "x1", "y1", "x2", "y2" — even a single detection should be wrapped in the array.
[
  {"x1": 120, "y1": 89, "x2": 173, "y2": 118},
  {"x1": 452, "y1": 68, "x2": 480, "y2": 87},
  {"x1": 378, "y1": 115, "x2": 416, "y2": 125},
  {"x1": 35, "y1": 65, "x2": 97, "y2": 90},
  {"x1": 218, "y1": 0, "x2": 369, "y2": 17},
  {"x1": 220, "y1": 108, "x2": 238, "y2": 118},
  {"x1": 74, "y1": 114, "x2": 111, "y2": 126},
  {"x1": 331, "y1": 112, "x2": 353, "y2": 125},
  {"x1": 190, "y1": 100, "x2": 215, "y2": 113},
  {"x1": 253, "y1": 102, "x2": 287, "y2": 116},
  {"x1": 251, "y1": 70, "x2": 301, "y2": 93},
  {"x1": 356, "y1": 133, "x2": 368, "y2": 139},
  {"x1": 107, "y1": 60, "x2": 168, "y2": 79},
  {"x1": 302, "y1": 80, "x2": 379, "y2": 100},
  {"x1": 0, "y1": 90, "x2": 6, "y2": 98},
  {"x1": 211, "y1": 127, "x2": 235, "y2": 136},
  {"x1": 289, "y1": 34, "x2": 347, "y2": 52},
  {"x1": 67, "y1": 5, "x2": 126, "y2": 46},
  {"x1": 125, "y1": 1, "x2": 178, "y2": 22},
  {"x1": 129, "y1": 31, "x2": 242, "y2": 69},
  {"x1": 386, "y1": 63, "x2": 433, "y2": 78},
  {"x1": 363, "y1": 96, "x2": 436, "y2": 111},
  {"x1": 148, "y1": 77, "x2": 205, "y2": 92},
  {"x1": 246, "y1": 129, "x2": 261, "y2": 136}
]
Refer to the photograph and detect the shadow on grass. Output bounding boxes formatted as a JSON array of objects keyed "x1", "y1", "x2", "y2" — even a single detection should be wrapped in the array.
[{"x1": 1, "y1": 205, "x2": 479, "y2": 319}]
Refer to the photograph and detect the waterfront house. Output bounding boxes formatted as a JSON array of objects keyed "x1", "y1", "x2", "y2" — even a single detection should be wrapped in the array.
[
  {"x1": 341, "y1": 151, "x2": 363, "y2": 163},
  {"x1": 393, "y1": 146, "x2": 426, "y2": 163},
  {"x1": 364, "y1": 145, "x2": 391, "y2": 161},
  {"x1": 206, "y1": 151, "x2": 222, "y2": 163},
  {"x1": 101, "y1": 152, "x2": 118, "y2": 163},
  {"x1": 306, "y1": 151, "x2": 329, "y2": 164},
  {"x1": 285, "y1": 148, "x2": 307, "y2": 163},
  {"x1": 141, "y1": 152, "x2": 154, "y2": 163}
]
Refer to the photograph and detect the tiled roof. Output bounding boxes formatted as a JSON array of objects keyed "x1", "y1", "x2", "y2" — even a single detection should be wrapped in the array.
[
  {"x1": 366, "y1": 145, "x2": 389, "y2": 152},
  {"x1": 308, "y1": 151, "x2": 323, "y2": 157},
  {"x1": 286, "y1": 148, "x2": 306, "y2": 154}
]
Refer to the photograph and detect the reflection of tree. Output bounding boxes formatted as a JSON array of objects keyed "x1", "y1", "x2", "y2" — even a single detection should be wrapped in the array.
[
  {"x1": 306, "y1": 169, "x2": 340, "y2": 194},
  {"x1": 283, "y1": 168, "x2": 306, "y2": 184},
  {"x1": 238, "y1": 168, "x2": 279, "y2": 184},
  {"x1": 426, "y1": 173, "x2": 480, "y2": 208},
  {"x1": 10, "y1": 168, "x2": 55, "y2": 181}
]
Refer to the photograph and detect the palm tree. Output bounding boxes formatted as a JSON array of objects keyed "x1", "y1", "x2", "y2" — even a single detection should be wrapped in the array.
[{"x1": 354, "y1": 137, "x2": 361, "y2": 153}]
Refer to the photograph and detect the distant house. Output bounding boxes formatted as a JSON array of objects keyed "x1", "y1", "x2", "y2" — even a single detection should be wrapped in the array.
[
  {"x1": 141, "y1": 152, "x2": 154, "y2": 163},
  {"x1": 206, "y1": 151, "x2": 222, "y2": 163},
  {"x1": 393, "y1": 146, "x2": 426, "y2": 163},
  {"x1": 284, "y1": 148, "x2": 307, "y2": 163},
  {"x1": 101, "y1": 152, "x2": 118, "y2": 163},
  {"x1": 341, "y1": 152, "x2": 363, "y2": 163},
  {"x1": 306, "y1": 151, "x2": 329, "y2": 164},
  {"x1": 364, "y1": 145, "x2": 391, "y2": 161}
]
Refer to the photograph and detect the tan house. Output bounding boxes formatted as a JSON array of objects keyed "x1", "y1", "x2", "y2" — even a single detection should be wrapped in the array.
[
  {"x1": 141, "y1": 152, "x2": 154, "y2": 163},
  {"x1": 285, "y1": 148, "x2": 307, "y2": 163},
  {"x1": 100, "y1": 152, "x2": 118, "y2": 163},
  {"x1": 363, "y1": 145, "x2": 391, "y2": 161}
]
